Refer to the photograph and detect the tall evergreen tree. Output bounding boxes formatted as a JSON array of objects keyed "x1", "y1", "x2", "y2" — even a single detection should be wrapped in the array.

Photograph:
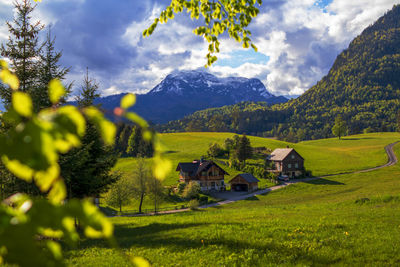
[
  {"x1": 34, "y1": 26, "x2": 71, "y2": 111},
  {"x1": 126, "y1": 126, "x2": 139, "y2": 156},
  {"x1": 236, "y1": 135, "x2": 253, "y2": 165},
  {"x1": 0, "y1": 0, "x2": 43, "y2": 107},
  {"x1": 61, "y1": 70, "x2": 119, "y2": 199},
  {"x1": 75, "y1": 67, "x2": 100, "y2": 107}
]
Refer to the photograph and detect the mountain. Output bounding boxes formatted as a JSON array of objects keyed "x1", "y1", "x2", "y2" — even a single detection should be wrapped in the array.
[
  {"x1": 158, "y1": 5, "x2": 400, "y2": 141},
  {"x1": 95, "y1": 70, "x2": 287, "y2": 123},
  {"x1": 284, "y1": 4, "x2": 400, "y2": 137}
]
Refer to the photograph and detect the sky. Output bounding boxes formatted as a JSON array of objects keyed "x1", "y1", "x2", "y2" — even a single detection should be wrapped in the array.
[{"x1": 0, "y1": 0, "x2": 399, "y2": 97}]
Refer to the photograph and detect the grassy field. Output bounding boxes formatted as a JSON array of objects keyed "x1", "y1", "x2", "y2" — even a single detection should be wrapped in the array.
[
  {"x1": 67, "y1": 132, "x2": 400, "y2": 266},
  {"x1": 115, "y1": 132, "x2": 400, "y2": 185}
]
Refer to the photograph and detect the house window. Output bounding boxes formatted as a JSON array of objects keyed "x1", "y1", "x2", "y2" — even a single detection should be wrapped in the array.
[
  {"x1": 291, "y1": 155, "x2": 294, "y2": 159},
  {"x1": 221, "y1": 181, "x2": 224, "y2": 185},
  {"x1": 201, "y1": 171, "x2": 207, "y2": 176},
  {"x1": 295, "y1": 163, "x2": 298, "y2": 168},
  {"x1": 288, "y1": 164, "x2": 292, "y2": 168}
]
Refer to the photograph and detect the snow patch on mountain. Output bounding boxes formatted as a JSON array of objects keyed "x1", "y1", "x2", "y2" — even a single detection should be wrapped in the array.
[{"x1": 149, "y1": 70, "x2": 275, "y2": 100}]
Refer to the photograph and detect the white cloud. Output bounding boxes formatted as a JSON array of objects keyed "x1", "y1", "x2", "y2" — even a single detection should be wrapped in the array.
[
  {"x1": 103, "y1": 85, "x2": 122, "y2": 96},
  {"x1": 1, "y1": 0, "x2": 398, "y2": 98}
]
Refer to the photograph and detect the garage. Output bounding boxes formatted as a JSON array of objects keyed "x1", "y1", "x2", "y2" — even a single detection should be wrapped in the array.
[
  {"x1": 232, "y1": 184, "x2": 248, "y2": 192},
  {"x1": 229, "y1": 173, "x2": 260, "y2": 192}
]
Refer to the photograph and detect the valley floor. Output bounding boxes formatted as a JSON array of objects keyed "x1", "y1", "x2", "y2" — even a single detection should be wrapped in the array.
[{"x1": 67, "y1": 133, "x2": 400, "y2": 266}]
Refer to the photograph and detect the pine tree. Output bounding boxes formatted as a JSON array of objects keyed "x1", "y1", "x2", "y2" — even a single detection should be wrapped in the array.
[
  {"x1": 116, "y1": 124, "x2": 132, "y2": 156},
  {"x1": 236, "y1": 135, "x2": 253, "y2": 165},
  {"x1": 126, "y1": 126, "x2": 139, "y2": 156},
  {"x1": 61, "y1": 70, "x2": 119, "y2": 199},
  {"x1": 0, "y1": 0, "x2": 44, "y2": 107},
  {"x1": 75, "y1": 67, "x2": 100, "y2": 107},
  {"x1": 34, "y1": 26, "x2": 71, "y2": 111}
]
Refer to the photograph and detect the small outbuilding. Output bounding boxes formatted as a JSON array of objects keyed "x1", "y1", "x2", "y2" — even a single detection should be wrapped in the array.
[{"x1": 229, "y1": 173, "x2": 260, "y2": 192}]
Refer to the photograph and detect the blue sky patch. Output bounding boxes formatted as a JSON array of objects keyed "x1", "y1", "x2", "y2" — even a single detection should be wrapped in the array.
[
  {"x1": 313, "y1": 0, "x2": 333, "y2": 13},
  {"x1": 215, "y1": 49, "x2": 270, "y2": 68}
]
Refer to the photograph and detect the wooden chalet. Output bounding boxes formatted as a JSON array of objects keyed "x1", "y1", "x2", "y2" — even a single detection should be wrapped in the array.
[
  {"x1": 267, "y1": 148, "x2": 304, "y2": 178},
  {"x1": 229, "y1": 173, "x2": 259, "y2": 192},
  {"x1": 176, "y1": 159, "x2": 229, "y2": 191}
]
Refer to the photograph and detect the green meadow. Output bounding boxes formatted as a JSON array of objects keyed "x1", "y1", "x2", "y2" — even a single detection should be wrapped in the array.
[
  {"x1": 116, "y1": 132, "x2": 400, "y2": 185},
  {"x1": 67, "y1": 132, "x2": 400, "y2": 266}
]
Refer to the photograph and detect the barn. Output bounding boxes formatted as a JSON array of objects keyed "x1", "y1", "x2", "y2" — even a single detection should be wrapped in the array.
[{"x1": 229, "y1": 173, "x2": 260, "y2": 192}]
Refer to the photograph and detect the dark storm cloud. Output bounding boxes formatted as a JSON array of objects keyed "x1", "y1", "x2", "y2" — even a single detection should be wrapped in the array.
[{"x1": 41, "y1": 0, "x2": 152, "y2": 74}]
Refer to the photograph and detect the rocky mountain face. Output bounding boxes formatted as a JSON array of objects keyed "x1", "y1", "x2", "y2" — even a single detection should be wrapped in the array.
[{"x1": 96, "y1": 70, "x2": 287, "y2": 124}]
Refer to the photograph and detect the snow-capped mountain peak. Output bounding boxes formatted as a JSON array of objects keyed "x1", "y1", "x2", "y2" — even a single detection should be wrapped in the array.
[{"x1": 149, "y1": 70, "x2": 274, "y2": 100}]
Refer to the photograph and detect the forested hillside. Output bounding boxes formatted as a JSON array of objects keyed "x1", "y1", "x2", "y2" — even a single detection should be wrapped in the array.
[{"x1": 157, "y1": 5, "x2": 400, "y2": 142}]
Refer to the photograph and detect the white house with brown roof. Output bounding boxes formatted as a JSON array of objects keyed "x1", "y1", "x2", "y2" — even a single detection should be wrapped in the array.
[{"x1": 267, "y1": 148, "x2": 304, "y2": 178}]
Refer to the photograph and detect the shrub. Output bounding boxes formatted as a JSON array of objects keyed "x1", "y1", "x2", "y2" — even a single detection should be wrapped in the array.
[
  {"x1": 177, "y1": 183, "x2": 187, "y2": 194},
  {"x1": 199, "y1": 196, "x2": 208, "y2": 204},
  {"x1": 182, "y1": 181, "x2": 201, "y2": 199},
  {"x1": 207, "y1": 143, "x2": 224, "y2": 158},
  {"x1": 189, "y1": 199, "x2": 200, "y2": 210}
]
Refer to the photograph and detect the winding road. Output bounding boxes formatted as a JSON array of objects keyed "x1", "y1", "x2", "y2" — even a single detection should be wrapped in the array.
[{"x1": 119, "y1": 142, "x2": 398, "y2": 217}]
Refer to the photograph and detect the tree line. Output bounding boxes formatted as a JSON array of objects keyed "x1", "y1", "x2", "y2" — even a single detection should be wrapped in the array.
[{"x1": 0, "y1": 0, "x2": 118, "y2": 201}]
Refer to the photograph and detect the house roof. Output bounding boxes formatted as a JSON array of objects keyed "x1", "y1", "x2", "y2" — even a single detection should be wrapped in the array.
[
  {"x1": 269, "y1": 148, "x2": 293, "y2": 161},
  {"x1": 176, "y1": 160, "x2": 229, "y2": 176},
  {"x1": 229, "y1": 173, "x2": 260, "y2": 184},
  {"x1": 268, "y1": 148, "x2": 304, "y2": 161}
]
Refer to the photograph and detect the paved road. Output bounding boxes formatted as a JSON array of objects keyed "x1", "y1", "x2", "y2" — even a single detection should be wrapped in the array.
[{"x1": 117, "y1": 142, "x2": 398, "y2": 217}]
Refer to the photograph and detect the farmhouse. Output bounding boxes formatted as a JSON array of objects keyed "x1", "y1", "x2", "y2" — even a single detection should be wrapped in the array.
[
  {"x1": 267, "y1": 148, "x2": 304, "y2": 178},
  {"x1": 229, "y1": 173, "x2": 260, "y2": 192},
  {"x1": 176, "y1": 159, "x2": 229, "y2": 191}
]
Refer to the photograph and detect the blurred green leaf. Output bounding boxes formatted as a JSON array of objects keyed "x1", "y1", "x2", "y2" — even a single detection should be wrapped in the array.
[
  {"x1": 12, "y1": 92, "x2": 32, "y2": 117},
  {"x1": 121, "y1": 94, "x2": 136, "y2": 109},
  {"x1": 48, "y1": 79, "x2": 66, "y2": 104},
  {"x1": 84, "y1": 107, "x2": 116, "y2": 145},
  {"x1": 48, "y1": 179, "x2": 66, "y2": 204},
  {"x1": 131, "y1": 256, "x2": 151, "y2": 267},
  {"x1": 0, "y1": 68, "x2": 19, "y2": 90},
  {"x1": 2, "y1": 157, "x2": 34, "y2": 182},
  {"x1": 46, "y1": 241, "x2": 62, "y2": 260},
  {"x1": 153, "y1": 155, "x2": 172, "y2": 180},
  {"x1": 125, "y1": 112, "x2": 149, "y2": 128},
  {"x1": 34, "y1": 164, "x2": 60, "y2": 192}
]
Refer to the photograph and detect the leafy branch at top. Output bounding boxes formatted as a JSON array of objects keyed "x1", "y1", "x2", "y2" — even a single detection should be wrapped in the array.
[{"x1": 143, "y1": 0, "x2": 262, "y2": 67}]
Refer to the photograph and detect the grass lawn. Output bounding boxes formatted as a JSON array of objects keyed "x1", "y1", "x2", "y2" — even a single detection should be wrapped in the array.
[
  {"x1": 115, "y1": 132, "x2": 400, "y2": 185},
  {"x1": 66, "y1": 133, "x2": 400, "y2": 266}
]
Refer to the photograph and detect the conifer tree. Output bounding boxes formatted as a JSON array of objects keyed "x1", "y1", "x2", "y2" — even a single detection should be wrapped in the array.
[
  {"x1": 0, "y1": 0, "x2": 43, "y2": 107},
  {"x1": 236, "y1": 135, "x2": 253, "y2": 165},
  {"x1": 76, "y1": 67, "x2": 100, "y2": 107},
  {"x1": 34, "y1": 26, "x2": 71, "y2": 111},
  {"x1": 126, "y1": 126, "x2": 139, "y2": 156},
  {"x1": 61, "y1": 70, "x2": 118, "y2": 199}
]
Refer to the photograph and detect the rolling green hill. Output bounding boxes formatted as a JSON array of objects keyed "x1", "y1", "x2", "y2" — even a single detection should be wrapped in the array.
[
  {"x1": 115, "y1": 132, "x2": 400, "y2": 185},
  {"x1": 156, "y1": 5, "x2": 400, "y2": 142},
  {"x1": 67, "y1": 134, "x2": 400, "y2": 266}
]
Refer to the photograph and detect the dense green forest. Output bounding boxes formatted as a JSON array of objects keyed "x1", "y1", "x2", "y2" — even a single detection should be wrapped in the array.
[{"x1": 156, "y1": 5, "x2": 400, "y2": 142}]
